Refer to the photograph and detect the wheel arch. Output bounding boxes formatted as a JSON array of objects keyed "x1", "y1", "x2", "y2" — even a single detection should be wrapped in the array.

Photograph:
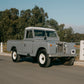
[
  {"x1": 36, "y1": 47, "x2": 46, "y2": 57},
  {"x1": 11, "y1": 46, "x2": 17, "y2": 51}
]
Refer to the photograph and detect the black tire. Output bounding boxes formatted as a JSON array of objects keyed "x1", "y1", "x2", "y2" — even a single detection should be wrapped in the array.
[
  {"x1": 32, "y1": 57, "x2": 37, "y2": 63},
  {"x1": 12, "y1": 49, "x2": 20, "y2": 62},
  {"x1": 37, "y1": 49, "x2": 51, "y2": 67},
  {"x1": 64, "y1": 57, "x2": 75, "y2": 66}
]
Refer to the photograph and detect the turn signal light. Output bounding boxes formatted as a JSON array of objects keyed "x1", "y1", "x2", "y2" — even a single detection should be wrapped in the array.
[
  {"x1": 50, "y1": 44, "x2": 52, "y2": 47},
  {"x1": 74, "y1": 45, "x2": 76, "y2": 47}
]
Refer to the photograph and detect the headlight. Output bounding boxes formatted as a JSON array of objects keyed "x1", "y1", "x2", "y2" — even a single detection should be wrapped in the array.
[
  {"x1": 71, "y1": 49, "x2": 76, "y2": 54},
  {"x1": 56, "y1": 45, "x2": 58, "y2": 47},
  {"x1": 65, "y1": 45, "x2": 67, "y2": 47}
]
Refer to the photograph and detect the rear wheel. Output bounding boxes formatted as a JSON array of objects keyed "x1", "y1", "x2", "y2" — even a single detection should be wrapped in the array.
[
  {"x1": 64, "y1": 57, "x2": 75, "y2": 66},
  {"x1": 12, "y1": 49, "x2": 20, "y2": 62},
  {"x1": 37, "y1": 49, "x2": 51, "y2": 67}
]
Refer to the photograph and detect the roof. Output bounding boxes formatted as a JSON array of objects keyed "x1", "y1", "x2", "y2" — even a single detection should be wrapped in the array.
[{"x1": 25, "y1": 27, "x2": 55, "y2": 31}]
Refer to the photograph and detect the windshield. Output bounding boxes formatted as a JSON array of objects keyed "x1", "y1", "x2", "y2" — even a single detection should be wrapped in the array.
[
  {"x1": 34, "y1": 30, "x2": 57, "y2": 37},
  {"x1": 46, "y1": 31, "x2": 57, "y2": 37}
]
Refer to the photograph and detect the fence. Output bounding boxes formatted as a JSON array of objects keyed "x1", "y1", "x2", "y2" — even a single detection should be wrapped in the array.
[{"x1": 0, "y1": 42, "x2": 3, "y2": 53}]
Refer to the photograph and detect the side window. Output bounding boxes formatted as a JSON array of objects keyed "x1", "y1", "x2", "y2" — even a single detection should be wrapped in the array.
[
  {"x1": 26, "y1": 30, "x2": 33, "y2": 38},
  {"x1": 34, "y1": 30, "x2": 45, "y2": 37}
]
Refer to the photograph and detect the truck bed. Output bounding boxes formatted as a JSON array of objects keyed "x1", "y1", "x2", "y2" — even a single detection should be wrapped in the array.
[{"x1": 7, "y1": 40, "x2": 23, "y2": 52}]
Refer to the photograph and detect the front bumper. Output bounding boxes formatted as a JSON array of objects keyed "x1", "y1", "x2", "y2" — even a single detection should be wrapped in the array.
[{"x1": 49, "y1": 54, "x2": 77, "y2": 57}]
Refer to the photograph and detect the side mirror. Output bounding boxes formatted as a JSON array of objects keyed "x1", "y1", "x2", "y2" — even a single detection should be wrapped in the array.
[{"x1": 44, "y1": 36, "x2": 47, "y2": 40}]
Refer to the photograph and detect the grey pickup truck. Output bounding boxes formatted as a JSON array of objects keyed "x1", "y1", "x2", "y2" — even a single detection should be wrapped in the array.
[{"x1": 7, "y1": 27, "x2": 77, "y2": 67}]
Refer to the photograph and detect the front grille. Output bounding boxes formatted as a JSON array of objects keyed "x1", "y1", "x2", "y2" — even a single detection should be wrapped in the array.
[{"x1": 57, "y1": 44, "x2": 63, "y2": 53}]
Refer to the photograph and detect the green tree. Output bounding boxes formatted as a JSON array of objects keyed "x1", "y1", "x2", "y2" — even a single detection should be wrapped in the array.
[
  {"x1": 46, "y1": 19, "x2": 59, "y2": 30},
  {"x1": 0, "y1": 8, "x2": 19, "y2": 42},
  {"x1": 59, "y1": 27, "x2": 74, "y2": 42}
]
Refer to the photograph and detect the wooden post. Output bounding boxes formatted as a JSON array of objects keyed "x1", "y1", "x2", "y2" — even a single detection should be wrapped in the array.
[{"x1": 1, "y1": 42, "x2": 3, "y2": 53}]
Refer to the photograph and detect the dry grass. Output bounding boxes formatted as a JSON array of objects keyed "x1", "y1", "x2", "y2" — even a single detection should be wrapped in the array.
[
  {"x1": 3, "y1": 43, "x2": 7, "y2": 52},
  {"x1": 75, "y1": 45, "x2": 80, "y2": 61},
  {"x1": 3, "y1": 43, "x2": 10, "y2": 53}
]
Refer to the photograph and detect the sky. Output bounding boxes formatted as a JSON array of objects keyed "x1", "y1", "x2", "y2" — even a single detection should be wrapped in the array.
[{"x1": 0, "y1": 0, "x2": 84, "y2": 33}]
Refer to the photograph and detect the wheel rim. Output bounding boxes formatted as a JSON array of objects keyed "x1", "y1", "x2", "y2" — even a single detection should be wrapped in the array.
[
  {"x1": 39, "y1": 53, "x2": 46, "y2": 64},
  {"x1": 13, "y1": 51, "x2": 17, "y2": 60}
]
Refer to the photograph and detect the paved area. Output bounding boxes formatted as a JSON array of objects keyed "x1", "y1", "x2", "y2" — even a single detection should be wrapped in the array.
[
  {"x1": 0, "y1": 56, "x2": 84, "y2": 84},
  {"x1": 0, "y1": 52, "x2": 11, "y2": 56},
  {"x1": 74, "y1": 61, "x2": 84, "y2": 67}
]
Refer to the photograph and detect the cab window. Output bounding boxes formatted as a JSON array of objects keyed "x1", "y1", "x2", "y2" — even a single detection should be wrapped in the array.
[
  {"x1": 26, "y1": 30, "x2": 33, "y2": 38},
  {"x1": 34, "y1": 30, "x2": 45, "y2": 37}
]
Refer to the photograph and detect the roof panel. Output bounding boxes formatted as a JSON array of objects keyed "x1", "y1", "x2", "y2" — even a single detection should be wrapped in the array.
[{"x1": 25, "y1": 27, "x2": 55, "y2": 31}]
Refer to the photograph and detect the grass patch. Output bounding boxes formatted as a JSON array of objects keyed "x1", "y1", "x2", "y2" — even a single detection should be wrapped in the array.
[{"x1": 3, "y1": 43, "x2": 10, "y2": 53}]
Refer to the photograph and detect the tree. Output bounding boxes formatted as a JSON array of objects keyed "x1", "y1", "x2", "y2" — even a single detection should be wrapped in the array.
[
  {"x1": 58, "y1": 27, "x2": 74, "y2": 42},
  {"x1": 58, "y1": 24, "x2": 65, "y2": 31},
  {"x1": 46, "y1": 19, "x2": 59, "y2": 30},
  {"x1": 0, "y1": 8, "x2": 19, "y2": 42},
  {"x1": 10, "y1": 8, "x2": 19, "y2": 20}
]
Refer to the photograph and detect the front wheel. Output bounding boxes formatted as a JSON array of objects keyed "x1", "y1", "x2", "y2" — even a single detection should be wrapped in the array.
[
  {"x1": 37, "y1": 49, "x2": 51, "y2": 67},
  {"x1": 12, "y1": 49, "x2": 20, "y2": 62}
]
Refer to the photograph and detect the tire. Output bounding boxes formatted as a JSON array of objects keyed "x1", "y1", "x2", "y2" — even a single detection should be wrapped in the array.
[
  {"x1": 12, "y1": 49, "x2": 20, "y2": 62},
  {"x1": 37, "y1": 49, "x2": 51, "y2": 67},
  {"x1": 64, "y1": 57, "x2": 75, "y2": 66},
  {"x1": 32, "y1": 57, "x2": 37, "y2": 63}
]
